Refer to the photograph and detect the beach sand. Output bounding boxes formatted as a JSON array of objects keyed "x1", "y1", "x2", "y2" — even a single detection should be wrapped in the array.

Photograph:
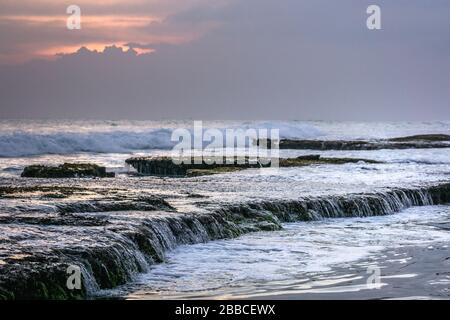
[{"x1": 250, "y1": 239, "x2": 450, "y2": 300}]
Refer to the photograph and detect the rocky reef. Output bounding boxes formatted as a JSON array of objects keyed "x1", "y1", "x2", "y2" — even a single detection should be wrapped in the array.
[
  {"x1": 125, "y1": 156, "x2": 265, "y2": 177},
  {"x1": 126, "y1": 155, "x2": 381, "y2": 177},
  {"x1": 0, "y1": 184, "x2": 176, "y2": 215},
  {"x1": 278, "y1": 155, "x2": 381, "y2": 166},
  {"x1": 256, "y1": 134, "x2": 450, "y2": 150},
  {"x1": 21, "y1": 163, "x2": 115, "y2": 178},
  {"x1": 0, "y1": 182, "x2": 448, "y2": 299},
  {"x1": 387, "y1": 134, "x2": 450, "y2": 142}
]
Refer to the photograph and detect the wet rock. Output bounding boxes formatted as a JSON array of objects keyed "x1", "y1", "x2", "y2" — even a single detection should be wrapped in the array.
[
  {"x1": 0, "y1": 185, "x2": 86, "y2": 198},
  {"x1": 220, "y1": 183, "x2": 450, "y2": 222},
  {"x1": 125, "y1": 156, "x2": 265, "y2": 177},
  {"x1": 256, "y1": 135, "x2": 450, "y2": 150},
  {"x1": 185, "y1": 193, "x2": 208, "y2": 198},
  {"x1": 0, "y1": 182, "x2": 448, "y2": 299},
  {"x1": 126, "y1": 155, "x2": 382, "y2": 177},
  {"x1": 428, "y1": 183, "x2": 450, "y2": 204},
  {"x1": 56, "y1": 196, "x2": 176, "y2": 214},
  {"x1": 0, "y1": 260, "x2": 86, "y2": 300},
  {"x1": 0, "y1": 214, "x2": 108, "y2": 227},
  {"x1": 21, "y1": 163, "x2": 115, "y2": 178},
  {"x1": 0, "y1": 185, "x2": 176, "y2": 215},
  {"x1": 278, "y1": 155, "x2": 381, "y2": 166},
  {"x1": 186, "y1": 167, "x2": 246, "y2": 177},
  {"x1": 388, "y1": 134, "x2": 450, "y2": 142}
]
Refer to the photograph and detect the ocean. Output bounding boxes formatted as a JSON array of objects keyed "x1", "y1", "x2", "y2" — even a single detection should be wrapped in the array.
[{"x1": 0, "y1": 120, "x2": 449, "y2": 299}]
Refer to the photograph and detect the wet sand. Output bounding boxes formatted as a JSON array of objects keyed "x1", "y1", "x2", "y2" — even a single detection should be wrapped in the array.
[{"x1": 250, "y1": 239, "x2": 450, "y2": 300}]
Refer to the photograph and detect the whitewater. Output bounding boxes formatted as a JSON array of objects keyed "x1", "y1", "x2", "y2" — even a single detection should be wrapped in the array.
[
  {"x1": 0, "y1": 120, "x2": 449, "y2": 157},
  {"x1": 0, "y1": 120, "x2": 449, "y2": 299}
]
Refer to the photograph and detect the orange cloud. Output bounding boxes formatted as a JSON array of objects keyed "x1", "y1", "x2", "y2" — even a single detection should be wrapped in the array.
[
  {"x1": 1, "y1": 14, "x2": 161, "y2": 28},
  {"x1": 36, "y1": 43, "x2": 154, "y2": 58},
  {"x1": 0, "y1": 0, "x2": 229, "y2": 64}
]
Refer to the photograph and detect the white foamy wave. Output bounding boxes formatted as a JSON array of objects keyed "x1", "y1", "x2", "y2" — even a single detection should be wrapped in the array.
[
  {"x1": 0, "y1": 129, "x2": 176, "y2": 157},
  {"x1": 0, "y1": 122, "x2": 323, "y2": 157},
  {"x1": 239, "y1": 121, "x2": 323, "y2": 139}
]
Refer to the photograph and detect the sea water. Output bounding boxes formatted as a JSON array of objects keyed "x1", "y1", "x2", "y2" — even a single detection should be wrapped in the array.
[{"x1": 0, "y1": 120, "x2": 449, "y2": 298}]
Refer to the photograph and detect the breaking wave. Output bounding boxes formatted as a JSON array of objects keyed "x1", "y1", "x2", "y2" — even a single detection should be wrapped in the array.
[
  {"x1": 0, "y1": 129, "x2": 176, "y2": 157},
  {"x1": 237, "y1": 121, "x2": 323, "y2": 139},
  {"x1": 0, "y1": 122, "x2": 323, "y2": 157}
]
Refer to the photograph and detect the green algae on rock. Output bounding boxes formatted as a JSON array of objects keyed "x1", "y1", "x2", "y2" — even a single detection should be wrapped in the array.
[
  {"x1": 125, "y1": 156, "x2": 266, "y2": 177},
  {"x1": 256, "y1": 134, "x2": 450, "y2": 150},
  {"x1": 21, "y1": 163, "x2": 115, "y2": 178},
  {"x1": 387, "y1": 134, "x2": 450, "y2": 142},
  {"x1": 0, "y1": 182, "x2": 449, "y2": 299},
  {"x1": 278, "y1": 155, "x2": 381, "y2": 166},
  {"x1": 125, "y1": 155, "x2": 382, "y2": 177}
]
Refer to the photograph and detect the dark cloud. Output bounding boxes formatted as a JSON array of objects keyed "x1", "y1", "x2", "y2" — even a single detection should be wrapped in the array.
[{"x1": 1, "y1": 0, "x2": 450, "y2": 120}]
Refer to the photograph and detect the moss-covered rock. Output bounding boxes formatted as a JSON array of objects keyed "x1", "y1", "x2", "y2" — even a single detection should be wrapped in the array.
[
  {"x1": 388, "y1": 134, "x2": 450, "y2": 142},
  {"x1": 1, "y1": 182, "x2": 449, "y2": 299},
  {"x1": 0, "y1": 261, "x2": 87, "y2": 300},
  {"x1": 125, "y1": 155, "x2": 382, "y2": 177},
  {"x1": 126, "y1": 156, "x2": 264, "y2": 177},
  {"x1": 21, "y1": 163, "x2": 115, "y2": 178},
  {"x1": 186, "y1": 167, "x2": 246, "y2": 177},
  {"x1": 278, "y1": 155, "x2": 381, "y2": 166},
  {"x1": 256, "y1": 135, "x2": 450, "y2": 150}
]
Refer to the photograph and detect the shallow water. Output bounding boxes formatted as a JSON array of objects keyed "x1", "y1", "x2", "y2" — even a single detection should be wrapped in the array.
[
  {"x1": 103, "y1": 205, "x2": 450, "y2": 299},
  {"x1": 0, "y1": 120, "x2": 449, "y2": 298}
]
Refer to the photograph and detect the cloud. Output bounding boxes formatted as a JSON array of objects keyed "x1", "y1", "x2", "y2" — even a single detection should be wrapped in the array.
[
  {"x1": 0, "y1": 0, "x2": 224, "y2": 64},
  {"x1": 0, "y1": 0, "x2": 450, "y2": 120}
]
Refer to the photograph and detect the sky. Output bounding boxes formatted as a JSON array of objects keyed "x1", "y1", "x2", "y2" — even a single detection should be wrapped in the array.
[{"x1": 0, "y1": 0, "x2": 449, "y2": 120}]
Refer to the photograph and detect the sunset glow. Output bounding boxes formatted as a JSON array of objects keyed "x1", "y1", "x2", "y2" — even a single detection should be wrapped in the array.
[
  {"x1": 36, "y1": 43, "x2": 155, "y2": 58},
  {"x1": 0, "y1": 0, "x2": 221, "y2": 64},
  {"x1": 2, "y1": 14, "x2": 161, "y2": 27}
]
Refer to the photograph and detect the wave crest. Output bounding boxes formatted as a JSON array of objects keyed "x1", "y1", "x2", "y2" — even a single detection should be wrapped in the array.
[
  {"x1": 0, "y1": 129, "x2": 175, "y2": 157},
  {"x1": 0, "y1": 122, "x2": 323, "y2": 157}
]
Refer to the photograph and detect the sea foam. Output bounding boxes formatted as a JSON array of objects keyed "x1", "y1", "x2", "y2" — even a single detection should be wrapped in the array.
[{"x1": 0, "y1": 121, "x2": 322, "y2": 157}]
